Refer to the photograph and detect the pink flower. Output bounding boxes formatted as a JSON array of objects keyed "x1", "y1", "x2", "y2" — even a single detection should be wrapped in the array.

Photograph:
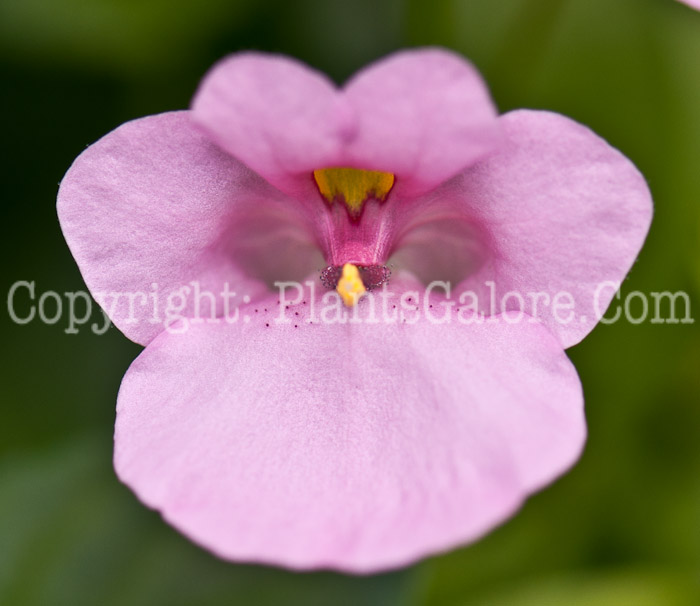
[
  {"x1": 678, "y1": 0, "x2": 700, "y2": 9},
  {"x1": 58, "y1": 49, "x2": 651, "y2": 573}
]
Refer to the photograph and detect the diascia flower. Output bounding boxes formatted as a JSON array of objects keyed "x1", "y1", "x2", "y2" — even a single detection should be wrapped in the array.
[{"x1": 58, "y1": 49, "x2": 652, "y2": 573}]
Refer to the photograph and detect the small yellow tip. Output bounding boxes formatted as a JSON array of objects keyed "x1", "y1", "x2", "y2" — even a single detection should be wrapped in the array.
[{"x1": 336, "y1": 263, "x2": 366, "y2": 307}]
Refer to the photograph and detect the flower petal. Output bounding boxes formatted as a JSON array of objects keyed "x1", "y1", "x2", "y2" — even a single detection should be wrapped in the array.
[
  {"x1": 191, "y1": 53, "x2": 344, "y2": 197},
  {"x1": 191, "y1": 49, "x2": 501, "y2": 198},
  {"x1": 448, "y1": 110, "x2": 652, "y2": 348},
  {"x1": 114, "y1": 306, "x2": 585, "y2": 573},
  {"x1": 58, "y1": 111, "x2": 321, "y2": 345},
  {"x1": 343, "y1": 48, "x2": 501, "y2": 196}
]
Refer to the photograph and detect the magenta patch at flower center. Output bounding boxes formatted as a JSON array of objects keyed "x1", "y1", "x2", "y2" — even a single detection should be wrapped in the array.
[
  {"x1": 313, "y1": 167, "x2": 396, "y2": 302},
  {"x1": 312, "y1": 166, "x2": 402, "y2": 275}
]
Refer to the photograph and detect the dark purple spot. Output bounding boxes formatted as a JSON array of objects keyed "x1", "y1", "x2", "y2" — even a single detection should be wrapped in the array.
[
  {"x1": 358, "y1": 265, "x2": 391, "y2": 290},
  {"x1": 320, "y1": 265, "x2": 343, "y2": 289}
]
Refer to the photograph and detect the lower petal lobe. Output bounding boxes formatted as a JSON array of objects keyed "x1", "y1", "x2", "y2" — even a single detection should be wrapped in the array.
[{"x1": 115, "y1": 303, "x2": 585, "y2": 572}]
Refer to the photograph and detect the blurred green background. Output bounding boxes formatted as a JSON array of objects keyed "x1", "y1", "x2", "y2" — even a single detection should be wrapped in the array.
[{"x1": 2, "y1": 0, "x2": 699, "y2": 604}]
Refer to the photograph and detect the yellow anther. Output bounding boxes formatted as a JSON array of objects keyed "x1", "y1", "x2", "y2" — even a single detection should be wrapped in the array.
[
  {"x1": 313, "y1": 168, "x2": 395, "y2": 216},
  {"x1": 336, "y1": 263, "x2": 366, "y2": 307}
]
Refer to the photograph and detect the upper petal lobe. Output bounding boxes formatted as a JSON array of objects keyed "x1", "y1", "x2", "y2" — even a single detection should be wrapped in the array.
[
  {"x1": 343, "y1": 48, "x2": 501, "y2": 197},
  {"x1": 191, "y1": 53, "x2": 344, "y2": 197},
  {"x1": 191, "y1": 49, "x2": 501, "y2": 198}
]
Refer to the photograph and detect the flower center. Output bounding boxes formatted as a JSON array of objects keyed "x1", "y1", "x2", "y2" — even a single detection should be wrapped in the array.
[
  {"x1": 313, "y1": 168, "x2": 396, "y2": 304},
  {"x1": 313, "y1": 168, "x2": 395, "y2": 219}
]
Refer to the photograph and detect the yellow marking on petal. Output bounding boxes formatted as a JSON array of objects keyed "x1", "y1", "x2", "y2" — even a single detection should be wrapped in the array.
[
  {"x1": 313, "y1": 168, "x2": 395, "y2": 216},
  {"x1": 336, "y1": 263, "x2": 366, "y2": 307}
]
